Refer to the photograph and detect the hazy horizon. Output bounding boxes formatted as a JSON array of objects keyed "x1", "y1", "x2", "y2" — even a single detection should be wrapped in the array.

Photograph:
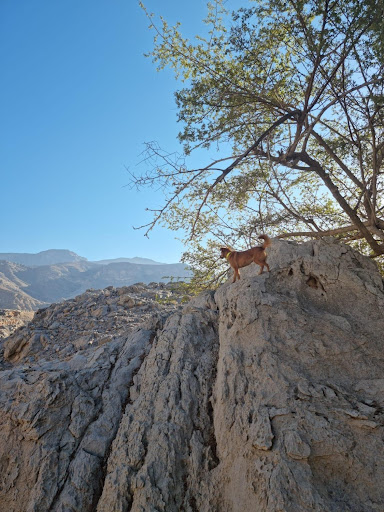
[{"x1": 0, "y1": 247, "x2": 178, "y2": 264}]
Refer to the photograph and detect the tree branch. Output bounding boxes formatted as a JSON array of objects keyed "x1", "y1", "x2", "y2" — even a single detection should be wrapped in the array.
[
  {"x1": 299, "y1": 152, "x2": 384, "y2": 255},
  {"x1": 190, "y1": 110, "x2": 302, "y2": 236}
]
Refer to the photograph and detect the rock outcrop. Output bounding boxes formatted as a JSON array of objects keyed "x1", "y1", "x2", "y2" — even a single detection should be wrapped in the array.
[
  {"x1": 0, "y1": 239, "x2": 383, "y2": 512},
  {"x1": 0, "y1": 310, "x2": 34, "y2": 340}
]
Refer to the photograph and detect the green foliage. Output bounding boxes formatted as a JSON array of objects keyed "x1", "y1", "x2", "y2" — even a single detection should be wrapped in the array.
[{"x1": 134, "y1": 0, "x2": 384, "y2": 285}]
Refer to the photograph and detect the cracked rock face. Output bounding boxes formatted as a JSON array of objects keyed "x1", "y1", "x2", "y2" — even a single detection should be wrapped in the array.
[{"x1": 0, "y1": 240, "x2": 384, "y2": 512}]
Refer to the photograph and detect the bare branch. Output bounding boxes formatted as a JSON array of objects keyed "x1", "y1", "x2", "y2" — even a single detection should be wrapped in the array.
[{"x1": 190, "y1": 110, "x2": 302, "y2": 236}]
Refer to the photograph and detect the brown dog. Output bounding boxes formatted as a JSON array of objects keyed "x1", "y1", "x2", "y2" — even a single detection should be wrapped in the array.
[{"x1": 220, "y1": 234, "x2": 271, "y2": 282}]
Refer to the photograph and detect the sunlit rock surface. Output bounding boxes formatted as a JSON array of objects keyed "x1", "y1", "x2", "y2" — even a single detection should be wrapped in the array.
[{"x1": 0, "y1": 240, "x2": 383, "y2": 512}]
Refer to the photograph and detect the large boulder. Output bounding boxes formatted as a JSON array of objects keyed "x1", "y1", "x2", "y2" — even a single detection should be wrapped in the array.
[{"x1": 0, "y1": 240, "x2": 383, "y2": 511}]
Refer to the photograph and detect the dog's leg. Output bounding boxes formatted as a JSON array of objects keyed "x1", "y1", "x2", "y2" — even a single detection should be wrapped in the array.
[
  {"x1": 258, "y1": 264, "x2": 264, "y2": 275},
  {"x1": 233, "y1": 267, "x2": 240, "y2": 282}
]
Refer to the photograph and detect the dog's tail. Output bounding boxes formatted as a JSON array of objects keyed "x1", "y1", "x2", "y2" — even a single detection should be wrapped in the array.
[{"x1": 258, "y1": 234, "x2": 271, "y2": 249}]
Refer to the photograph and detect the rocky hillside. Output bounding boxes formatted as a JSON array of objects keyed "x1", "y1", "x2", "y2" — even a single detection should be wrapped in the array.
[
  {"x1": 0, "y1": 258, "x2": 190, "y2": 311},
  {"x1": 0, "y1": 261, "x2": 46, "y2": 311},
  {"x1": 0, "y1": 310, "x2": 34, "y2": 340},
  {"x1": 0, "y1": 239, "x2": 383, "y2": 511}
]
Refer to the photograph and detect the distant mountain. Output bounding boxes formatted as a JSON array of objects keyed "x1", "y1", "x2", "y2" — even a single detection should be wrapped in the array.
[
  {"x1": 0, "y1": 249, "x2": 87, "y2": 267},
  {"x1": 0, "y1": 261, "x2": 48, "y2": 310},
  {"x1": 94, "y1": 257, "x2": 165, "y2": 265},
  {"x1": 0, "y1": 258, "x2": 191, "y2": 311},
  {"x1": 79, "y1": 262, "x2": 188, "y2": 291}
]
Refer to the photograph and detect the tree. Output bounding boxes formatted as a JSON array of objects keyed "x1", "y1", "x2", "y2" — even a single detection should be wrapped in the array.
[{"x1": 132, "y1": 0, "x2": 384, "y2": 286}]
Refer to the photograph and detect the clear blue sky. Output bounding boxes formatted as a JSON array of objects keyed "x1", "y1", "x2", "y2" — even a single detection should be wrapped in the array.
[{"x1": 0, "y1": 0, "x2": 241, "y2": 263}]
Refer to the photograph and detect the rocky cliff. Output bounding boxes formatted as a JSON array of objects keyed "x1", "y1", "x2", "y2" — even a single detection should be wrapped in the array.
[{"x1": 0, "y1": 239, "x2": 383, "y2": 512}]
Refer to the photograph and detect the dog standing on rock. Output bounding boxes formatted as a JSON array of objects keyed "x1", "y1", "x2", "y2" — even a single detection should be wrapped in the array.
[{"x1": 220, "y1": 234, "x2": 271, "y2": 282}]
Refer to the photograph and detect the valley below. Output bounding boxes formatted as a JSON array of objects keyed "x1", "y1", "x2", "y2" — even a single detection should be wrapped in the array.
[{"x1": 0, "y1": 249, "x2": 191, "y2": 312}]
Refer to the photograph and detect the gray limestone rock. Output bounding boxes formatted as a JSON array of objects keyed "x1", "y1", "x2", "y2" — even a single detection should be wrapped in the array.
[{"x1": 0, "y1": 240, "x2": 383, "y2": 511}]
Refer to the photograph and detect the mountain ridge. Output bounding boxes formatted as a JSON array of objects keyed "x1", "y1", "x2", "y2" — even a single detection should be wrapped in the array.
[
  {"x1": 93, "y1": 256, "x2": 165, "y2": 265},
  {"x1": 0, "y1": 250, "x2": 175, "y2": 267},
  {"x1": 0, "y1": 249, "x2": 87, "y2": 267},
  {"x1": 0, "y1": 258, "x2": 190, "y2": 310}
]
